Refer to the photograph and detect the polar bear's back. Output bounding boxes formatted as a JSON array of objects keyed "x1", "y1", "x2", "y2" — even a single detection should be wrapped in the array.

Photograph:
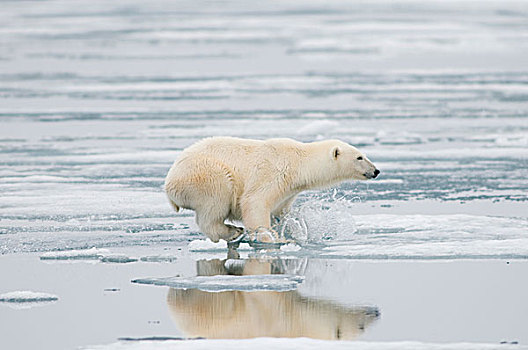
[
  {"x1": 167, "y1": 137, "x2": 265, "y2": 190},
  {"x1": 183, "y1": 136, "x2": 263, "y2": 159},
  {"x1": 180, "y1": 136, "x2": 304, "y2": 165},
  {"x1": 168, "y1": 136, "x2": 306, "y2": 195}
]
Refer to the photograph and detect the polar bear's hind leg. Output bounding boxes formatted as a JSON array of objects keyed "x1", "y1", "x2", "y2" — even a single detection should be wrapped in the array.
[
  {"x1": 195, "y1": 207, "x2": 243, "y2": 243},
  {"x1": 195, "y1": 210, "x2": 225, "y2": 243},
  {"x1": 166, "y1": 157, "x2": 242, "y2": 242}
]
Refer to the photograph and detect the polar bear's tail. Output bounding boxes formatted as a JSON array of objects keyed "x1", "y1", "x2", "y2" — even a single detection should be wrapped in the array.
[
  {"x1": 165, "y1": 177, "x2": 181, "y2": 212},
  {"x1": 168, "y1": 197, "x2": 180, "y2": 212}
]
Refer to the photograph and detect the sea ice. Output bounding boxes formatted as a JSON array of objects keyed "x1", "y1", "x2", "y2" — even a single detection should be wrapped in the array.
[
  {"x1": 131, "y1": 274, "x2": 304, "y2": 292},
  {"x1": 238, "y1": 243, "x2": 253, "y2": 251},
  {"x1": 223, "y1": 259, "x2": 245, "y2": 271},
  {"x1": 188, "y1": 239, "x2": 254, "y2": 252},
  {"x1": 83, "y1": 338, "x2": 527, "y2": 350},
  {"x1": 296, "y1": 120, "x2": 339, "y2": 136},
  {"x1": 139, "y1": 255, "x2": 179, "y2": 263},
  {"x1": 280, "y1": 243, "x2": 302, "y2": 252},
  {"x1": 40, "y1": 248, "x2": 138, "y2": 263},
  {"x1": 0, "y1": 291, "x2": 58, "y2": 309},
  {"x1": 188, "y1": 239, "x2": 228, "y2": 251},
  {"x1": 279, "y1": 213, "x2": 528, "y2": 260},
  {"x1": 0, "y1": 290, "x2": 59, "y2": 302},
  {"x1": 1, "y1": 0, "x2": 527, "y2": 347},
  {"x1": 40, "y1": 247, "x2": 110, "y2": 260},
  {"x1": 100, "y1": 255, "x2": 138, "y2": 263}
]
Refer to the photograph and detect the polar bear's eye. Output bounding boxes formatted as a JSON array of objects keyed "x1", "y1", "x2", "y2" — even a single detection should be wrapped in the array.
[
  {"x1": 333, "y1": 148, "x2": 340, "y2": 159},
  {"x1": 357, "y1": 156, "x2": 363, "y2": 160}
]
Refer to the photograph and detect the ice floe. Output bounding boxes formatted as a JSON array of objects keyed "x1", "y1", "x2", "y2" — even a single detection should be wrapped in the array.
[
  {"x1": 296, "y1": 120, "x2": 339, "y2": 136},
  {"x1": 238, "y1": 243, "x2": 253, "y2": 251},
  {"x1": 280, "y1": 243, "x2": 302, "y2": 252},
  {"x1": 40, "y1": 248, "x2": 137, "y2": 263},
  {"x1": 188, "y1": 239, "x2": 254, "y2": 252},
  {"x1": 100, "y1": 255, "x2": 138, "y2": 264},
  {"x1": 83, "y1": 338, "x2": 527, "y2": 350},
  {"x1": 223, "y1": 259, "x2": 246, "y2": 272},
  {"x1": 131, "y1": 274, "x2": 304, "y2": 292},
  {"x1": 278, "y1": 213, "x2": 528, "y2": 260},
  {"x1": 0, "y1": 290, "x2": 58, "y2": 302},
  {"x1": 321, "y1": 239, "x2": 528, "y2": 260},
  {"x1": 139, "y1": 255, "x2": 179, "y2": 263},
  {"x1": 188, "y1": 239, "x2": 227, "y2": 251},
  {"x1": 28, "y1": 212, "x2": 528, "y2": 261},
  {"x1": 0, "y1": 291, "x2": 58, "y2": 309},
  {"x1": 40, "y1": 247, "x2": 110, "y2": 260}
]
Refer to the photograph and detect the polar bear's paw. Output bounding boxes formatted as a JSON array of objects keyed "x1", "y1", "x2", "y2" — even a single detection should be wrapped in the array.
[
  {"x1": 251, "y1": 227, "x2": 293, "y2": 243},
  {"x1": 226, "y1": 224, "x2": 245, "y2": 242},
  {"x1": 255, "y1": 229, "x2": 276, "y2": 243}
]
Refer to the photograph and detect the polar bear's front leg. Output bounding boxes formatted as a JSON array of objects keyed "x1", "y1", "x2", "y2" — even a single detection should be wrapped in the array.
[
  {"x1": 272, "y1": 195, "x2": 297, "y2": 218},
  {"x1": 240, "y1": 194, "x2": 279, "y2": 243}
]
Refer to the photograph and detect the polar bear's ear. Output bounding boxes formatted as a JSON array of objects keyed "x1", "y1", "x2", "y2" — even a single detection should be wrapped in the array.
[{"x1": 332, "y1": 146, "x2": 341, "y2": 160}]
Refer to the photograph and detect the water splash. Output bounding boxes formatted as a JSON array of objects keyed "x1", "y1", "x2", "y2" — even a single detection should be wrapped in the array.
[{"x1": 276, "y1": 189, "x2": 362, "y2": 243}]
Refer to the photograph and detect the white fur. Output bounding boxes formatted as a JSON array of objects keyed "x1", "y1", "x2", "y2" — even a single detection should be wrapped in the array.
[{"x1": 165, "y1": 137, "x2": 378, "y2": 242}]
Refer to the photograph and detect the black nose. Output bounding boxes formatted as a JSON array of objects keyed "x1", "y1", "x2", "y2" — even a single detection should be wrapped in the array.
[{"x1": 373, "y1": 169, "x2": 380, "y2": 178}]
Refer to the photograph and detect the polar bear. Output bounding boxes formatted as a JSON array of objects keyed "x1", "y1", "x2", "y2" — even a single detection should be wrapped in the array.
[
  {"x1": 167, "y1": 258, "x2": 379, "y2": 340},
  {"x1": 165, "y1": 137, "x2": 379, "y2": 242}
]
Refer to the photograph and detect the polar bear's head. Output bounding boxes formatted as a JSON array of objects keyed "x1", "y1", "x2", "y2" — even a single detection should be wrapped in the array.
[{"x1": 326, "y1": 140, "x2": 379, "y2": 181}]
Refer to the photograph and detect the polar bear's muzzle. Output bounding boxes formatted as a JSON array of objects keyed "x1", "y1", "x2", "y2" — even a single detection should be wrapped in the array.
[{"x1": 364, "y1": 168, "x2": 380, "y2": 179}]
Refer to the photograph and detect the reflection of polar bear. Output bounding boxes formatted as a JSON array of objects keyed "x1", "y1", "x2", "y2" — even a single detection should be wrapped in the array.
[
  {"x1": 165, "y1": 137, "x2": 379, "y2": 242},
  {"x1": 168, "y1": 289, "x2": 379, "y2": 340},
  {"x1": 167, "y1": 259, "x2": 379, "y2": 340}
]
